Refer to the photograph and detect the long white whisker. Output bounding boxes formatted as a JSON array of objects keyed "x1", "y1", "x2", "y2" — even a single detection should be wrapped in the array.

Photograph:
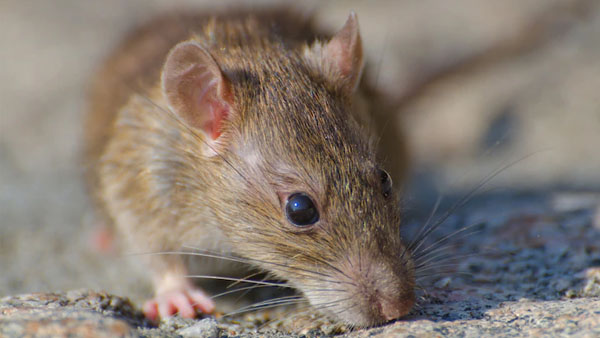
[
  {"x1": 210, "y1": 284, "x2": 271, "y2": 299},
  {"x1": 408, "y1": 194, "x2": 443, "y2": 251},
  {"x1": 416, "y1": 251, "x2": 483, "y2": 271},
  {"x1": 225, "y1": 298, "x2": 308, "y2": 317},
  {"x1": 179, "y1": 247, "x2": 348, "y2": 285},
  {"x1": 413, "y1": 223, "x2": 483, "y2": 261},
  {"x1": 409, "y1": 152, "x2": 540, "y2": 256},
  {"x1": 185, "y1": 275, "x2": 291, "y2": 288}
]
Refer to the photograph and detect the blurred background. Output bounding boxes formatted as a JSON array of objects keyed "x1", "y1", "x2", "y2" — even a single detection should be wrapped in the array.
[{"x1": 1, "y1": 0, "x2": 599, "y2": 304}]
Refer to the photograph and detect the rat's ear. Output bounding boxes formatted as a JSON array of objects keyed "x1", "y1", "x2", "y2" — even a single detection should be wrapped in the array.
[
  {"x1": 305, "y1": 11, "x2": 364, "y2": 93},
  {"x1": 162, "y1": 40, "x2": 234, "y2": 142}
]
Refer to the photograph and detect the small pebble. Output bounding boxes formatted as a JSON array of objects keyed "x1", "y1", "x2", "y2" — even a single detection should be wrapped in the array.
[{"x1": 176, "y1": 318, "x2": 219, "y2": 338}]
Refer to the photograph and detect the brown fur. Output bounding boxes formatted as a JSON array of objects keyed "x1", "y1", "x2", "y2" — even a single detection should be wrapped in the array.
[{"x1": 85, "y1": 8, "x2": 413, "y2": 327}]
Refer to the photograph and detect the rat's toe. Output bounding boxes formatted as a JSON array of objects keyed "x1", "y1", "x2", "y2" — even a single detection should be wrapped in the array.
[
  {"x1": 189, "y1": 289, "x2": 215, "y2": 313},
  {"x1": 143, "y1": 300, "x2": 159, "y2": 321},
  {"x1": 143, "y1": 288, "x2": 215, "y2": 320},
  {"x1": 157, "y1": 296, "x2": 177, "y2": 319},
  {"x1": 171, "y1": 292, "x2": 196, "y2": 318}
]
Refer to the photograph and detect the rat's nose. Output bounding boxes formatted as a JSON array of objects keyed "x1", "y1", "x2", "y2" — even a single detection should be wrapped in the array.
[
  {"x1": 381, "y1": 303, "x2": 401, "y2": 321},
  {"x1": 363, "y1": 263, "x2": 415, "y2": 323},
  {"x1": 330, "y1": 251, "x2": 415, "y2": 326},
  {"x1": 379, "y1": 291, "x2": 414, "y2": 321}
]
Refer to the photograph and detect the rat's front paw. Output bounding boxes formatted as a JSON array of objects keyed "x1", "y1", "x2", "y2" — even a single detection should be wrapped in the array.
[{"x1": 143, "y1": 287, "x2": 215, "y2": 320}]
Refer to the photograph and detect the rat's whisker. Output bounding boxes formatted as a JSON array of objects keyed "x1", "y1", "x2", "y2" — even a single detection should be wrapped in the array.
[
  {"x1": 412, "y1": 224, "x2": 484, "y2": 262},
  {"x1": 185, "y1": 275, "x2": 291, "y2": 288},
  {"x1": 255, "y1": 299, "x2": 344, "y2": 331},
  {"x1": 416, "y1": 260, "x2": 476, "y2": 274},
  {"x1": 415, "y1": 271, "x2": 474, "y2": 281},
  {"x1": 225, "y1": 301, "x2": 307, "y2": 317},
  {"x1": 413, "y1": 223, "x2": 482, "y2": 257},
  {"x1": 229, "y1": 274, "x2": 272, "y2": 304},
  {"x1": 408, "y1": 152, "x2": 538, "y2": 258},
  {"x1": 292, "y1": 252, "x2": 354, "y2": 285},
  {"x1": 210, "y1": 284, "x2": 272, "y2": 299},
  {"x1": 128, "y1": 250, "x2": 252, "y2": 265},
  {"x1": 414, "y1": 251, "x2": 474, "y2": 272},
  {"x1": 416, "y1": 251, "x2": 483, "y2": 270},
  {"x1": 308, "y1": 287, "x2": 348, "y2": 294},
  {"x1": 157, "y1": 248, "x2": 345, "y2": 285},
  {"x1": 405, "y1": 194, "x2": 443, "y2": 256},
  {"x1": 236, "y1": 295, "x2": 304, "y2": 310},
  {"x1": 304, "y1": 299, "x2": 351, "y2": 319},
  {"x1": 325, "y1": 301, "x2": 361, "y2": 324},
  {"x1": 225, "y1": 297, "x2": 308, "y2": 317},
  {"x1": 228, "y1": 271, "x2": 265, "y2": 290},
  {"x1": 414, "y1": 284, "x2": 427, "y2": 292}
]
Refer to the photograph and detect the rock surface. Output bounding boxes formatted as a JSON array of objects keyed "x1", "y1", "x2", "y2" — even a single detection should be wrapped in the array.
[
  {"x1": 0, "y1": 291, "x2": 143, "y2": 338},
  {"x1": 2, "y1": 192, "x2": 599, "y2": 337}
]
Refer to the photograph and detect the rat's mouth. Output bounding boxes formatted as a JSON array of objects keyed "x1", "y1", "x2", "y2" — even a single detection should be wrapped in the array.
[{"x1": 299, "y1": 252, "x2": 415, "y2": 327}]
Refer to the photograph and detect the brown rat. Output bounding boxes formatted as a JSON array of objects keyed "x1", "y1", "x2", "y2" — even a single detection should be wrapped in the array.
[{"x1": 84, "y1": 8, "x2": 413, "y2": 327}]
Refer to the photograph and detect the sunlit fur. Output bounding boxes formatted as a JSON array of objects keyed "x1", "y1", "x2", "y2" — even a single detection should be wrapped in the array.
[{"x1": 86, "y1": 9, "x2": 413, "y2": 327}]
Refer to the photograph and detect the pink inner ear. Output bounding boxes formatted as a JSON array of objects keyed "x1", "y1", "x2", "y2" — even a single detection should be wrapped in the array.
[
  {"x1": 188, "y1": 66, "x2": 231, "y2": 141},
  {"x1": 319, "y1": 11, "x2": 363, "y2": 92},
  {"x1": 204, "y1": 99, "x2": 229, "y2": 140},
  {"x1": 326, "y1": 39, "x2": 352, "y2": 78},
  {"x1": 163, "y1": 41, "x2": 234, "y2": 142}
]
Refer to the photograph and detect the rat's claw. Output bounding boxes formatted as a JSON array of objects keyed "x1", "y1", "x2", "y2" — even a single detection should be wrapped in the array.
[
  {"x1": 189, "y1": 289, "x2": 215, "y2": 313},
  {"x1": 142, "y1": 300, "x2": 159, "y2": 321},
  {"x1": 171, "y1": 292, "x2": 195, "y2": 318},
  {"x1": 142, "y1": 288, "x2": 215, "y2": 320}
]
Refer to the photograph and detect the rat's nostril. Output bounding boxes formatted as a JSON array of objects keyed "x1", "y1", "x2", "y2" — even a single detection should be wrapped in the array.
[
  {"x1": 377, "y1": 290, "x2": 415, "y2": 322},
  {"x1": 380, "y1": 299, "x2": 402, "y2": 321},
  {"x1": 335, "y1": 253, "x2": 415, "y2": 326},
  {"x1": 381, "y1": 303, "x2": 400, "y2": 321}
]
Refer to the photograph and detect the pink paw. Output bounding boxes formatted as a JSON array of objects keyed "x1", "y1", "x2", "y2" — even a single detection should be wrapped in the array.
[{"x1": 143, "y1": 288, "x2": 215, "y2": 321}]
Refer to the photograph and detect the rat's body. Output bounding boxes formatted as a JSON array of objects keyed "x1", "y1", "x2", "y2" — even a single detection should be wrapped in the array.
[{"x1": 85, "y1": 9, "x2": 413, "y2": 327}]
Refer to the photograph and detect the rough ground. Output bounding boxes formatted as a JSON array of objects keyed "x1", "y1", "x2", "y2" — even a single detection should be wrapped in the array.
[
  {"x1": 2, "y1": 192, "x2": 600, "y2": 337},
  {"x1": 1, "y1": 0, "x2": 600, "y2": 337}
]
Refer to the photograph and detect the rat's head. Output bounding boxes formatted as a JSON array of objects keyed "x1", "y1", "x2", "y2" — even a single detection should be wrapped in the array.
[{"x1": 160, "y1": 13, "x2": 415, "y2": 326}]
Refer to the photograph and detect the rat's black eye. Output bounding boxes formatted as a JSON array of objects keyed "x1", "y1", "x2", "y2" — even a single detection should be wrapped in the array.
[
  {"x1": 379, "y1": 169, "x2": 393, "y2": 199},
  {"x1": 286, "y1": 193, "x2": 319, "y2": 226}
]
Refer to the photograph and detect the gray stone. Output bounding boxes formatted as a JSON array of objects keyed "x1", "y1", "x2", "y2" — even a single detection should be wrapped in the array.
[{"x1": 176, "y1": 318, "x2": 219, "y2": 338}]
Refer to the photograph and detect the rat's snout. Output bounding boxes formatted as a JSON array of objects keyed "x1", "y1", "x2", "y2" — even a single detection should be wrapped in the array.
[
  {"x1": 376, "y1": 284, "x2": 415, "y2": 321},
  {"x1": 360, "y1": 256, "x2": 415, "y2": 324},
  {"x1": 306, "y1": 250, "x2": 415, "y2": 327}
]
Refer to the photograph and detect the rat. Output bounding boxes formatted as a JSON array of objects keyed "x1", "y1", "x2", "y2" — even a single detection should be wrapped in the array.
[{"x1": 84, "y1": 8, "x2": 414, "y2": 327}]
